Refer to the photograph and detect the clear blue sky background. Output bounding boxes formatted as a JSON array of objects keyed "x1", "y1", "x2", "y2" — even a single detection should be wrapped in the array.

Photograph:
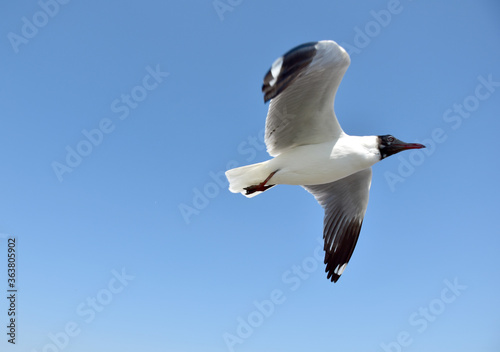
[{"x1": 1, "y1": 1, "x2": 499, "y2": 351}]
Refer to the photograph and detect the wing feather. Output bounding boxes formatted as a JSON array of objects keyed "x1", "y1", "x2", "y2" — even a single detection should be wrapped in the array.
[
  {"x1": 262, "y1": 40, "x2": 350, "y2": 156},
  {"x1": 303, "y1": 168, "x2": 372, "y2": 282}
]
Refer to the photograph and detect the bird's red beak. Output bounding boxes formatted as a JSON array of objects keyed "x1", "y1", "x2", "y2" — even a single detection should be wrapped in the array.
[
  {"x1": 384, "y1": 139, "x2": 426, "y2": 157},
  {"x1": 397, "y1": 142, "x2": 426, "y2": 150}
]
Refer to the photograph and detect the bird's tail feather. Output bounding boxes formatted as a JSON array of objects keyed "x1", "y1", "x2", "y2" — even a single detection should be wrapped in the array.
[{"x1": 225, "y1": 162, "x2": 274, "y2": 198}]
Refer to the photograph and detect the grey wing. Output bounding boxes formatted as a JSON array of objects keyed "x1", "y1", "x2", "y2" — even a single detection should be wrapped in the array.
[
  {"x1": 262, "y1": 40, "x2": 350, "y2": 156},
  {"x1": 303, "y1": 168, "x2": 372, "y2": 283}
]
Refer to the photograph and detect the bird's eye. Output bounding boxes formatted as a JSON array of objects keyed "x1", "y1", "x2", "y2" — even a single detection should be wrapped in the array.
[{"x1": 387, "y1": 136, "x2": 395, "y2": 143}]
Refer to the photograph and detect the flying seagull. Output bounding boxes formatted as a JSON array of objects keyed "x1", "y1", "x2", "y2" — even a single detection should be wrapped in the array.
[{"x1": 225, "y1": 40, "x2": 425, "y2": 283}]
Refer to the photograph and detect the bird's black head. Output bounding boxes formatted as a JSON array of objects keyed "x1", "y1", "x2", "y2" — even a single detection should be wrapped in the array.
[{"x1": 378, "y1": 135, "x2": 426, "y2": 160}]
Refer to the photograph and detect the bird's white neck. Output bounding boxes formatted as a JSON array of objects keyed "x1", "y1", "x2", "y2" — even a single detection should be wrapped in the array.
[{"x1": 336, "y1": 134, "x2": 381, "y2": 160}]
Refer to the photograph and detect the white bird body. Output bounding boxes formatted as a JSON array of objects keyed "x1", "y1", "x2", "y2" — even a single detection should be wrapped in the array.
[
  {"x1": 225, "y1": 40, "x2": 425, "y2": 282},
  {"x1": 227, "y1": 135, "x2": 380, "y2": 192}
]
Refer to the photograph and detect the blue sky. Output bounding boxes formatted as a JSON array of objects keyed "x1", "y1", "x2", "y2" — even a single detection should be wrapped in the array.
[{"x1": 1, "y1": 0, "x2": 499, "y2": 351}]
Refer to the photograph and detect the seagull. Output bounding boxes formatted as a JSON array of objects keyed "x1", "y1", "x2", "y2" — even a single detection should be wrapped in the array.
[{"x1": 225, "y1": 40, "x2": 425, "y2": 283}]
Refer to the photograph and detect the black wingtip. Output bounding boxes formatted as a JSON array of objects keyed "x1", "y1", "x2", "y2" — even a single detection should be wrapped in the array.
[
  {"x1": 326, "y1": 264, "x2": 343, "y2": 283},
  {"x1": 329, "y1": 273, "x2": 341, "y2": 283},
  {"x1": 261, "y1": 41, "x2": 318, "y2": 102}
]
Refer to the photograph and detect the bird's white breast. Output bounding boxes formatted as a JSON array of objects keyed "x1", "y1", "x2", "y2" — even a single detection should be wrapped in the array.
[{"x1": 267, "y1": 135, "x2": 380, "y2": 186}]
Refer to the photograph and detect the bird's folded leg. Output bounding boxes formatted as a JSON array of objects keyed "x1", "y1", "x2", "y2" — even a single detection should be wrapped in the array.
[{"x1": 244, "y1": 170, "x2": 278, "y2": 196}]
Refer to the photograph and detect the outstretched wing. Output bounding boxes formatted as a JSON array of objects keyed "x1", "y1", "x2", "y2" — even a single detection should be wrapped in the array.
[
  {"x1": 262, "y1": 40, "x2": 350, "y2": 156},
  {"x1": 303, "y1": 168, "x2": 372, "y2": 282}
]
